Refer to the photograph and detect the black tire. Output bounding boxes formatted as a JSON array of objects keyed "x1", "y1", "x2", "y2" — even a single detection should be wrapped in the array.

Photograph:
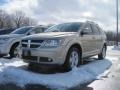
[
  {"x1": 64, "y1": 47, "x2": 81, "y2": 71},
  {"x1": 98, "y1": 45, "x2": 106, "y2": 60},
  {"x1": 28, "y1": 63, "x2": 38, "y2": 70},
  {"x1": 0, "y1": 55, "x2": 4, "y2": 58},
  {"x1": 9, "y1": 43, "x2": 19, "y2": 58},
  {"x1": 28, "y1": 63, "x2": 34, "y2": 69}
]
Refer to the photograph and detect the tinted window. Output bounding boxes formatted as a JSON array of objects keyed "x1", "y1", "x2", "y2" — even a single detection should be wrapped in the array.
[
  {"x1": 45, "y1": 22, "x2": 83, "y2": 32},
  {"x1": 32, "y1": 27, "x2": 46, "y2": 34},
  {"x1": 97, "y1": 26, "x2": 104, "y2": 35},
  {"x1": 82, "y1": 24, "x2": 93, "y2": 34},
  {"x1": 11, "y1": 27, "x2": 33, "y2": 34},
  {"x1": 91, "y1": 24, "x2": 100, "y2": 35}
]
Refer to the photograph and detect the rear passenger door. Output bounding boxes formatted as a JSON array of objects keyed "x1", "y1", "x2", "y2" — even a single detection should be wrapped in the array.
[
  {"x1": 80, "y1": 23, "x2": 96, "y2": 57},
  {"x1": 90, "y1": 24, "x2": 102, "y2": 52}
]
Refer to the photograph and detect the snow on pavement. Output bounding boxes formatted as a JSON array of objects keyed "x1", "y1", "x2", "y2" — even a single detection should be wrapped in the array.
[{"x1": 0, "y1": 57, "x2": 113, "y2": 89}]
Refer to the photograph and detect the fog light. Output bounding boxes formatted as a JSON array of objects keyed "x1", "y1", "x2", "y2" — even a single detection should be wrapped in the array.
[
  {"x1": 39, "y1": 57, "x2": 53, "y2": 62},
  {"x1": 48, "y1": 58, "x2": 52, "y2": 62}
]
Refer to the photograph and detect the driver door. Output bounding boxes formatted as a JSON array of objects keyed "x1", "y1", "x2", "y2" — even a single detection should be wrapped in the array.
[{"x1": 80, "y1": 23, "x2": 95, "y2": 57}]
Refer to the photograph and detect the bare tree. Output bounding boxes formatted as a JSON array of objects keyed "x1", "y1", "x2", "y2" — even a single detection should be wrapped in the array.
[
  {"x1": 12, "y1": 11, "x2": 37, "y2": 28},
  {"x1": 0, "y1": 10, "x2": 13, "y2": 29},
  {"x1": 0, "y1": 10, "x2": 37, "y2": 30},
  {"x1": 12, "y1": 11, "x2": 25, "y2": 28},
  {"x1": 106, "y1": 31, "x2": 116, "y2": 41},
  {"x1": 0, "y1": 10, "x2": 7, "y2": 28}
]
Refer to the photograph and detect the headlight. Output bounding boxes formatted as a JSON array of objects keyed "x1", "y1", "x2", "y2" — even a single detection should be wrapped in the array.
[
  {"x1": 0, "y1": 38, "x2": 9, "y2": 44},
  {"x1": 40, "y1": 39, "x2": 63, "y2": 48}
]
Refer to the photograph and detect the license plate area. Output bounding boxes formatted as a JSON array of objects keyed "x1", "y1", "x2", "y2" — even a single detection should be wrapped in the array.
[
  {"x1": 22, "y1": 49, "x2": 38, "y2": 62},
  {"x1": 22, "y1": 49, "x2": 31, "y2": 57}
]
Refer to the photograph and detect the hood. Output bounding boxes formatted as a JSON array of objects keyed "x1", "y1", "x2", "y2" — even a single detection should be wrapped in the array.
[
  {"x1": 0, "y1": 34, "x2": 24, "y2": 39},
  {"x1": 23, "y1": 32, "x2": 77, "y2": 39}
]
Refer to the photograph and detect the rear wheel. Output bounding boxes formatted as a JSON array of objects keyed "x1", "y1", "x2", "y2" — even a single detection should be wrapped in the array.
[
  {"x1": 64, "y1": 47, "x2": 81, "y2": 70},
  {"x1": 98, "y1": 45, "x2": 106, "y2": 60}
]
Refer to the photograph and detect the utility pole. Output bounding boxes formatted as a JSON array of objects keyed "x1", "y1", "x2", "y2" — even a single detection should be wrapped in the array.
[{"x1": 116, "y1": 0, "x2": 119, "y2": 46}]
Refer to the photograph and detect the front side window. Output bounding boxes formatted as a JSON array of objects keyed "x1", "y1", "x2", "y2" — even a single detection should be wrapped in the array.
[
  {"x1": 31, "y1": 27, "x2": 46, "y2": 34},
  {"x1": 45, "y1": 22, "x2": 83, "y2": 32},
  {"x1": 11, "y1": 27, "x2": 33, "y2": 34},
  {"x1": 81, "y1": 24, "x2": 93, "y2": 35}
]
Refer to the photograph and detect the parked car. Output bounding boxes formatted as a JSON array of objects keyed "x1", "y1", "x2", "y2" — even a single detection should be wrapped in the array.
[
  {"x1": 0, "y1": 25, "x2": 47, "y2": 58},
  {"x1": 21, "y1": 21, "x2": 107, "y2": 70}
]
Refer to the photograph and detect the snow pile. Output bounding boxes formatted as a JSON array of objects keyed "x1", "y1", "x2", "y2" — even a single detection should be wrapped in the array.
[
  {"x1": 0, "y1": 57, "x2": 112, "y2": 89},
  {"x1": 112, "y1": 45, "x2": 120, "y2": 51}
]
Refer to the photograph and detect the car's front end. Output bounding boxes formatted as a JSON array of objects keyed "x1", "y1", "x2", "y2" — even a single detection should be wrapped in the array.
[
  {"x1": 21, "y1": 22, "x2": 83, "y2": 67},
  {"x1": 21, "y1": 32, "x2": 75, "y2": 66}
]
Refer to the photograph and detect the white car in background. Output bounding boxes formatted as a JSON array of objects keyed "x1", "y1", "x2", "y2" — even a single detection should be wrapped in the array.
[{"x1": 0, "y1": 25, "x2": 47, "y2": 58}]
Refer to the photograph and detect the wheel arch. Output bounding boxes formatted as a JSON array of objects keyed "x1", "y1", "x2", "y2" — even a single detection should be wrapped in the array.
[
  {"x1": 9, "y1": 42, "x2": 20, "y2": 53},
  {"x1": 63, "y1": 43, "x2": 83, "y2": 69},
  {"x1": 68, "y1": 43, "x2": 82, "y2": 54},
  {"x1": 64, "y1": 43, "x2": 82, "y2": 62}
]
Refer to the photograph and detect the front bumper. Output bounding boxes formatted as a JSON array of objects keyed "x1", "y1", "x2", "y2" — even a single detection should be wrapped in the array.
[{"x1": 22, "y1": 46, "x2": 67, "y2": 65}]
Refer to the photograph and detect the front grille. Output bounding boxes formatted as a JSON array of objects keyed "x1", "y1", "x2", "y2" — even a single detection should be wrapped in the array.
[
  {"x1": 22, "y1": 44, "x2": 27, "y2": 47},
  {"x1": 22, "y1": 40, "x2": 28, "y2": 42},
  {"x1": 31, "y1": 40, "x2": 43, "y2": 43},
  {"x1": 21, "y1": 40, "x2": 44, "y2": 48},
  {"x1": 30, "y1": 44, "x2": 40, "y2": 48}
]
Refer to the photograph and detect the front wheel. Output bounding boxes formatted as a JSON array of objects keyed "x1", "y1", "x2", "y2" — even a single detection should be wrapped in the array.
[
  {"x1": 98, "y1": 45, "x2": 106, "y2": 60},
  {"x1": 65, "y1": 47, "x2": 81, "y2": 70},
  {"x1": 9, "y1": 44, "x2": 19, "y2": 58}
]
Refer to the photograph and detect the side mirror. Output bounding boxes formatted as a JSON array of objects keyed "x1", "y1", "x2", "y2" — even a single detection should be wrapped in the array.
[
  {"x1": 27, "y1": 31, "x2": 35, "y2": 35},
  {"x1": 27, "y1": 33, "x2": 30, "y2": 35},
  {"x1": 81, "y1": 28, "x2": 89, "y2": 35},
  {"x1": 81, "y1": 31, "x2": 88, "y2": 35}
]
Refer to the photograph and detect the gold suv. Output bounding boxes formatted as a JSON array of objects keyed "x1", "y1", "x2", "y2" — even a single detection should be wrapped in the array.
[{"x1": 21, "y1": 21, "x2": 107, "y2": 70}]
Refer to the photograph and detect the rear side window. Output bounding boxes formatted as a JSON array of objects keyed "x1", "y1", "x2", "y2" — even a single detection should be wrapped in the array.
[
  {"x1": 97, "y1": 26, "x2": 105, "y2": 35},
  {"x1": 90, "y1": 24, "x2": 100, "y2": 35}
]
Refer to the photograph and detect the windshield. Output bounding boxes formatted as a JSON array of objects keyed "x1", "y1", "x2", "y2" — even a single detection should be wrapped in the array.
[
  {"x1": 11, "y1": 27, "x2": 33, "y2": 34},
  {"x1": 45, "y1": 22, "x2": 83, "y2": 32}
]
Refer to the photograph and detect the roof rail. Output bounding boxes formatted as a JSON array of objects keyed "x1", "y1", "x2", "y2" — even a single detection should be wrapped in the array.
[
  {"x1": 86, "y1": 20, "x2": 95, "y2": 24},
  {"x1": 86, "y1": 20, "x2": 99, "y2": 26}
]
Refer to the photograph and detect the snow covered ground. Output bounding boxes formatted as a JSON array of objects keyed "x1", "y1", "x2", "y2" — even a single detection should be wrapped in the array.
[{"x1": 0, "y1": 46, "x2": 119, "y2": 89}]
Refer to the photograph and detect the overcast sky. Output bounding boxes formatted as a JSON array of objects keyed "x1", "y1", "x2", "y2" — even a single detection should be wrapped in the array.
[{"x1": 0, "y1": 0, "x2": 120, "y2": 31}]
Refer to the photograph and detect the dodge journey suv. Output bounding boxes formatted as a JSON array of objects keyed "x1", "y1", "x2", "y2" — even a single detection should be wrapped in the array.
[{"x1": 21, "y1": 21, "x2": 107, "y2": 70}]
